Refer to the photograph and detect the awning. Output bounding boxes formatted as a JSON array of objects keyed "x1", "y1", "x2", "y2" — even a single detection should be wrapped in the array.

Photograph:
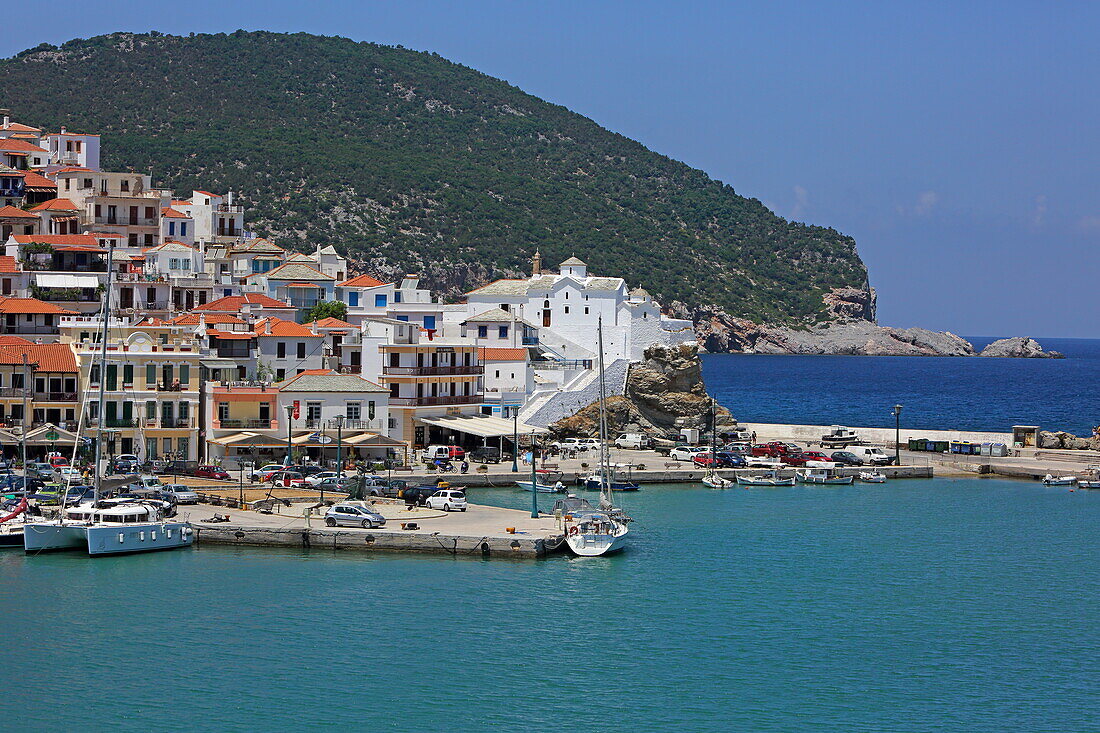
[
  {"x1": 22, "y1": 423, "x2": 80, "y2": 445},
  {"x1": 34, "y1": 273, "x2": 101, "y2": 289},
  {"x1": 207, "y1": 432, "x2": 286, "y2": 448},
  {"x1": 207, "y1": 432, "x2": 258, "y2": 446},
  {"x1": 418, "y1": 414, "x2": 548, "y2": 439},
  {"x1": 342, "y1": 432, "x2": 405, "y2": 447}
]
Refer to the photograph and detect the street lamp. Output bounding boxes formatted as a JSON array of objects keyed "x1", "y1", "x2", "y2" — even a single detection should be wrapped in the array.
[
  {"x1": 511, "y1": 407, "x2": 519, "y2": 473},
  {"x1": 334, "y1": 414, "x2": 345, "y2": 484},
  {"x1": 530, "y1": 431, "x2": 539, "y2": 518},
  {"x1": 892, "y1": 404, "x2": 903, "y2": 466},
  {"x1": 285, "y1": 404, "x2": 294, "y2": 467}
]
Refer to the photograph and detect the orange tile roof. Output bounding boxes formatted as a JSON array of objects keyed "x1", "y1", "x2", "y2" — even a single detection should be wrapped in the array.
[
  {"x1": 171, "y1": 199, "x2": 191, "y2": 207},
  {"x1": 0, "y1": 205, "x2": 38, "y2": 219},
  {"x1": 2, "y1": 122, "x2": 41, "y2": 133},
  {"x1": 208, "y1": 331, "x2": 256, "y2": 340},
  {"x1": 168, "y1": 313, "x2": 248, "y2": 326},
  {"x1": 339, "y1": 274, "x2": 386, "y2": 288},
  {"x1": 0, "y1": 256, "x2": 20, "y2": 273},
  {"x1": 12, "y1": 234, "x2": 97, "y2": 246},
  {"x1": 0, "y1": 138, "x2": 45, "y2": 153},
  {"x1": 194, "y1": 190, "x2": 218, "y2": 197},
  {"x1": 478, "y1": 347, "x2": 529, "y2": 361},
  {"x1": 30, "y1": 198, "x2": 79, "y2": 212},
  {"x1": 253, "y1": 317, "x2": 319, "y2": 338},
  {"x1": 306, "y1": 317, "x2": 356, "y2": 329},
  {"x1": 1, "y1": 343, "x2": 78, "y2": 373},
  {"x1": 160, "y1": 207, "x2": 189, "y2": 219},
  {"x1": 299, "y1": 369, "x2": 334, "y2": 376},
  {"x1": 0, "y1": 297, "x2": 77, "y2": 315},
  {"x1": 195, "y1": 294, "x2": 294, "y2": 312},
  {"x1": 52, "y1": 166, "x2": 95, "y2": 174},
  {"x1": 0, "y1": 336, "x2": 31, "y2": 345},
  {"x1": 20, "y1": 171, "x2": 55, "y2": 188}
]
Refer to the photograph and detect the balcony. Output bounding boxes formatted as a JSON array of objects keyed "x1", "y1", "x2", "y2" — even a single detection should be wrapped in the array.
[
  {"x1": 94, "y1": 215, "x2": 157, "y2": 227},
  {"x1": 522, "y1": 336, "x2": 539, "y2": 345},
  {"x1": 156, "y1": 418, "x2": 194, "y2": 429},
  {"x1": 288, "y1": 297, "x2": 321, "y2": 308},
  {"x1": 215, "y1": 204, "x2": 244, "y2": 214},
  {"x1": 382, "y1": 365, "x2": 483, "y2": 376},
  {"x1": 389, "y1": 394, "x2": 483, "y2": 407},
  {"x1": 214, "y1": 418, "x2": 276, "y2": 430},
  {"x1": 0, "y1": 325, "x2": 59, "y2": 335},
  {"x1": 35, "y1": 391, "x2": 77, "y2": 402},
  {"x1": 0, "y1": 185, "x2": 21, "y2": 198},
  {"x1": 0, "y1": 387, "x2": 32, "y2": 397}
]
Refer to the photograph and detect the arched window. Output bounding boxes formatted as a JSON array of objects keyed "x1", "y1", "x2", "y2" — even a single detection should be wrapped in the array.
[{"x1": 543, "y1": 300, "x2": 550, "y2": 308}]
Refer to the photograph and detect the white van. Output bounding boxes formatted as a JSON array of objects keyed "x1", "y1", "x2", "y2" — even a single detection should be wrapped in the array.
[
  {"x1": 614, "y1": 433, "x2": 650, "y2": 450},
  {"x1": 853, "y1": 447, "x2": 894, "y2": 466}
]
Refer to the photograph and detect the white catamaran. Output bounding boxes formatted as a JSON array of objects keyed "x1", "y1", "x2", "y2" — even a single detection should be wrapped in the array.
[
  {"x1": 23, "y1": 245, "x2": 194, "y2": 555},
  {"x1": 564, "y1": 318, "x2": 630, "y2": 556}
]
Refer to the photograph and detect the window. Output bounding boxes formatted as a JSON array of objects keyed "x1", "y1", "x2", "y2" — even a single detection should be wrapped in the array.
[
  {"x1": 346, "y1": 402, "x2": 361, "y2": 420},
  {"x1": 144, "y1": 207, "x2": 154, "y2": 220},
  {"x1": 147, "y1": 437, "x2": 158, "y2": 458},
  {"x1": 82, "y1": 178, "x2": 92, "y2": 189},
  {"x1": 348, "y1": 292, "x2": 359, "y2": 307},
  {"x1": 584, "y1": 307, "x2": 589, "y2": 315},
  {"x1": 396, "y1": 315, "x2": 409, "y2": 322},
  {"x1": 564, "y1": 306, "x2": 570, "y2": 314},
  {"x1": 94, "y1": 204, "x2": 101, "y2": 218},
  {"x1": 123, "y1": 364, "x2": 134, "y2": 386},
  {"x1": 87, "y1": 366, "x2": 98, "y2": 385},
  {"x1": 145, "y1": 234, "x2": 154, "y2": 246},
  {"x1": 146, "y1": 364, "x2": 156, "y2": 388},
  {"x1": 393, "y1": 291, "x2": 401, "y2": 303},
  {"x1": 180, "y1": 223, "x2": 187, "y2": 237},
  {"x1": 495, "y1": 370, "x2": 500, "y2": 378},
  {"x1": 180, "y1": 365, "x2": 190, "y2": 387},
  {"x1": 176, "y1": 437, "x2": 189, "y2": 459},
  {"x1": 276, "y1": 369, "x2": 285, "y2": 381},
  {"x1": 169, "y1": 222, "x2": 175, "y2": 236},
  {"x1": 277, "y1": 342, "x2": 286, "y2": 359},
  {"x1": 120, "y1": 179, "x2": 129, "y2": 192},
  {"x1": 477, "y1": 326, "x2": 487, "y2": 338},
  {"x1": 423, "y1": 316, "x2": 436, "y2": 330},
  {"x1": 296, "y1": 342, "x2": 306, "y2": 359},
  {"x1": 147, "y1": 401, "x2": 157, "y2": 419},
  {"x1": 178, "y1": 402, "x2": 190, "y2": 419},
  {"x1": 64, "y1": 178, "x2": 71, "y2": 190},
  {"x1": 375, "y1": 294, "x2": 387, "y2": 308},
  {"x1": 306, "y1": 402, "x2": 321, "y2": 420},
  {"x1": 498, "y1": 326, "x2": 509, "y2": 339},
  {"x1": 500, "y1": 303, "x2": 509, "y2": 311},
  {"x1": 128, "y1": 233, "x2": 138, "y2": 246}
]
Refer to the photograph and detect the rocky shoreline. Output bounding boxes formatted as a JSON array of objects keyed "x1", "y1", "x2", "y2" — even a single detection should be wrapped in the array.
[{"x1": 683, "y1": 287, "x2": 1062, "y2": 358}]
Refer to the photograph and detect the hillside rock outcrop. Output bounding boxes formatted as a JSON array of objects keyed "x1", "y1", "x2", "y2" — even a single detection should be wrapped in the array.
[
  {"x1": 550, "y1": 344, "x2": 734, "y2": 437},
  {"x1": 980, "y1": 337, "x2": 1064, "y2": 359},
  {"x1": 1038, "y1": 430, "x2": 1100, "y2": 450}
]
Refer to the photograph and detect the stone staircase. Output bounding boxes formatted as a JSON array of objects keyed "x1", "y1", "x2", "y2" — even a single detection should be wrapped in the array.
[{"x1": 525, "y1": 359, "x2": 630, "y2": 428}]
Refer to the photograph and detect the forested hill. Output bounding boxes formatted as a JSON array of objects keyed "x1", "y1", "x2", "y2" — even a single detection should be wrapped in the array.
[{"x1": 0, "y1": 31, "x2": 869, "y2": 324}]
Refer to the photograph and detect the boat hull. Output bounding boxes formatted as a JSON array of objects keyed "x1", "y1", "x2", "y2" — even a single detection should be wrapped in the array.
[
  {"x1": 24, "y1": 521, "x2": 194, "y2": 555},
  {"x1": 515, "y1": 481, "x2": 563, "y2": 493},
  {"x1": 566, "y1": 527, "x2": 629, "y2": 556},
  {"x1": 736, "y1": 476, "x2": 796, "y2": 486},
  {"x1": 581, "y1": 479, "x2": 640, "y2": 491}
]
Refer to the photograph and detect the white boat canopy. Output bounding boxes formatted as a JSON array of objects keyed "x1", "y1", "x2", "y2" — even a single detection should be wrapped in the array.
[{"x1": 34, "y1": 273, "x2": 101, "y2": 289}]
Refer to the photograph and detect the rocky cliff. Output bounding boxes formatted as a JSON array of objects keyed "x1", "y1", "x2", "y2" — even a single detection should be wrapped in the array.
[
  {"x1": 1039, "y1": 429, "x2": 1100, "y2": 450},
  {"x1": 550, "y1": 344, "x2": 734, "y2": 437}
]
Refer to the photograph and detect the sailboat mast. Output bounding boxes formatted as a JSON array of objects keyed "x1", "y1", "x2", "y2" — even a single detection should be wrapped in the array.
[
  {"x1": 596, "y1": 317, "x2": 611, "y2": 507},
  {"x1": 92, "y1": 245, "x2": 115, "y2": 504}
]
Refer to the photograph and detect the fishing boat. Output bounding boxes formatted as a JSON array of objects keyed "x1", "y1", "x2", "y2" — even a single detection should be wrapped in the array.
[
  {"x1": 702, "y1": 474, "x2": 734, "y2": 489},
  {"x1": 1079, "y1": 479, "x2": 1100, "y2": 489},
  {"x1": 564, "y1": 319, "x2": 629, "y2": 557},
  {"x1": 736, "y1": 471, "x2": 796, "y2": 487},
  {"x1": 796, "y1": 469, "x2": 854, "y2": 485},
  {"x1": 859, "y1": 471, "x2": 887, "y2": 483},
  {"x1": 699, "y1": 398, "x2": 733, "y2": 489},
  {"x1": 0, "y1": 495, "x2": 27, "y2": 547},
  {"x1": 515, "y1": 479, "x2": 566, "y2": 493},
  {"x1": 23, "y1": 246, "x2": 194, "y2": 556},
  {"x1": 579, "y1": 467, "x2": 640, "y2": 492},
  {"x1": 1041, "y1": 474, "x2": 1077, "y2": 486}
]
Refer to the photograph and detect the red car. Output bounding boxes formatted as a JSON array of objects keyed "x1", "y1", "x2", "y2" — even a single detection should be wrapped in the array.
[
  {"x1": 49, "y1": 455, "x2": 70, "y2": 467},
  {"x1": 751, "y1": 442, "x2": 799, "y2": 458},
  {"x1": 194, "y1": 465, "x2": 231, "y2": 480},
  {"x1": 447, "y1": 446, "x2": 465, "y2": 460},
  {"x1": 782, "y1": 451, "x2": 833, "y2": 467}
]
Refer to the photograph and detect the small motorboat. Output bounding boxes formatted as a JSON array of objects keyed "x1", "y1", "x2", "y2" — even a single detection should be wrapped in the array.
[
  {"x1": 515, "y1": 480, "x2": 566, "y2": 493},
  {"x1": 702, "y1": 473, "x2": 733, "y2": 489},
  {"x1": 859, "y1": 471, "x2": 887, "y2": 483},
  {"x1": 1041, "y1": 474, "x2": 1078, "y2": 486},
  {"x1": 796, "y1": 469, "x2": 854, "y2": 485},
  {"x1": 736, "y1": 472, "x2": 796, "y2": 487}
]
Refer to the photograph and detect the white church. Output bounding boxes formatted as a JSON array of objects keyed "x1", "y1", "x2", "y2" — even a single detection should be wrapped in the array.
[{"x1": 459, "y1": 252, "x2": 695, "y2": 363}]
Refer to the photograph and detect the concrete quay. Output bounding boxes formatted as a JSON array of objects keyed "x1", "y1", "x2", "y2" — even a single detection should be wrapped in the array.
[{"x1": 180, "y1": 499, "x2": 566, "y2": 559}]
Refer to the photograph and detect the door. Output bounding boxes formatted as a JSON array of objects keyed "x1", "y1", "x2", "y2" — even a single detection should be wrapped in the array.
[
  {"x1": 121, "y1": 401, "x2": 133, "y2": 425},
  {"x1": 543, "y1": 309, "x2": 551, "y2": 327},
  {"x1": 120, "y1": 287, "x2": 133, "y2": 309},
  {"x1": 105, "y1": 364, "x2": 117, "y2": 390},
  {"x1": 129, "y1": 206, "x2": 138, "y2": 225},
  {"x1": 106, "y1": 401, "x2": 118, "y2": 426}
]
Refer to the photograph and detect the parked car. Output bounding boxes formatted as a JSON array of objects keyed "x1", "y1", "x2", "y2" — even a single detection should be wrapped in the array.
[
  {"x1": 26, "y1": 461, "x2": 57, "y2": 480},
  {"x1": 138, "y1": 475, "x2": 164, "y2": 491},
  {"x1": 162, "y1": 484, "x2": 200, "y2": 504},
  {"x1": 614, "y1": 434, "x2": 651, "y2": 450},
  {"x1": 55, "y1": 466, "x2": 83, "y2": 484},
  {"x1": 751, "y1": 442, "x2": 801, "y2": 458},
  {"x1": 423, "y1": 445, "x2": 465, "y2": 462},
  {"x1": 324, "y1": 502, "x2": 386, "y2": 528},
  {"x1": 576, "y1": 438, "x2": 602, "y2": 452},
  {"x1": 63, "y1": 485, "x2": 96, "y2": 504},
  {"x1": 830, "y1": 451, "x2": 864, "y2": 467},
  {"x1": 250, "y1": 464, "x2": 285, "y2": 482},
  {"x1": 722, "y1": 442, "x2": 753, "y2": 454},
  {"x1": 785, "y1": 451, "x2": 835, "y2": 468},
  {"x1": 268, "y1": 470, "x2": 307, "y2": 488},
  {"x1": 744, "y1": 455, "x2": 785, "y2": 469},
  {"x1": 315, "y1": 476, "x2": 355, "y2": 493},
  {"x1": 303, "y1": 471, "x2": 340, "y2": 487},
  {"x1": 669, "y1": 446, "x2": 708, "y2": 461},
  {"x1": 112, "y1": 454, "x2": 141, "y2": 473},
  {"x1": 469, "y1": 446, "x2": 501, "y2": 464},
  {"x1": 193, "y1": 465, "x2": 231, "y2": 480},
  {"x1": 398, "y1": 484, "x2": 446, "y2": 506},
  {"x1": 293, "y1": 464, "x2": 328, "y2": 477},
  {"x1": 0, "y1": 475, "x2": 43, "y2": 493},
  {"x1": 48, "y1": 455, "x2": 70, "y2": 468},
  {"x1": 425, "y1": 489, "x2": 468, "y2": 512},
  {"x1": 851, "y1": 446, "x2": 895, "y2": 466}
]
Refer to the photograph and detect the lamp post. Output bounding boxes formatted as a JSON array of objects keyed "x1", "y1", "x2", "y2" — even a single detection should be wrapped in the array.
[
  {"x1": 892, "y1": 404, "x2": 903, "y2": 466},
  {"x1": 285, "y1": 404, "x2": 294, "y2": 468},
  {"x1": 334, "y1": 413, "x2": 345, "y2": 485},
  {"x1": 530, "y1": 431, "x2": 539, "y2": 518},
  {"x1": 511, "y1": 407, "x2": 519, "y2": 473}
]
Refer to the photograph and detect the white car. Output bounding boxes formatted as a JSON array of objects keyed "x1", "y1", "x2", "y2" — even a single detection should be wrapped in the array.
[
  {"x1": 669, "y1": 446, "x2": 707, "y2": 461},
  {"x1": 577, "y1": 438, "x2": 603, "y2": 451},
  {"x1": 425, "y1": 489, "x2": 467, "y2": 512},
  {"x1": 745, "y1": 456, "x2": 784, "y2": 469},
  {"x1": 56, "y1": 466, "x2": 83, "y2": 484},
  {"x1": 250, "y1": 463, "x2": 285, "y2": 481},
  {"x1": 304, "y1": 471, "x2": 340, "y2": 487}
]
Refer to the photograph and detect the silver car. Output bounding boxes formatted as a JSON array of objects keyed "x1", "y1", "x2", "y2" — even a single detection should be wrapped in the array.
[
  {"x1": 163, "y1": 484, "x2": 200, "y2": 505},
  {"x1": 324, "y1": 502, "x2": 386, "y2": 528}
]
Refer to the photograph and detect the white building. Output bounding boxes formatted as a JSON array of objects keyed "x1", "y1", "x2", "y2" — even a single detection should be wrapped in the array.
[
  {"x1": 465, "y1": 255, "x2": 694, "y2": 363},
  {"x1": 42, "y1": 128, "x2": 101, "y2": 170}
]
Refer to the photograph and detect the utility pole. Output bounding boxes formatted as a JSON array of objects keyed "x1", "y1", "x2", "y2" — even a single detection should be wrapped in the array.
[{"x1": 892, "y1": 404, "x2": 903, "y2": 466}]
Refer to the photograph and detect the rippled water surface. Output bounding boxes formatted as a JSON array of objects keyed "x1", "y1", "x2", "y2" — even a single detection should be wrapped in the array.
[
  {"x1": 4, "y1": 479, "x2": 1099, "y2": 731},
  {"x1": 703, "y1": 337, "x2": 1100, "y2": 435}
]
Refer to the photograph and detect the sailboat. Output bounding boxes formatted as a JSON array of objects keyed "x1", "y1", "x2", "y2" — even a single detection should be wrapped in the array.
[
  {"x1": 23, "y1": 245, "x2": 194, "y2": 555},
  {"x1": 701, "y1": 398, "x2": 733, "y2": 489},
  {"x1": 564, "y1": 318, "x2": 630, "y2": 556}
]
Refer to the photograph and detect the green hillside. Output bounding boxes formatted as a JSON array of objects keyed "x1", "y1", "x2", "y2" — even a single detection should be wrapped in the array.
[{"x1": 0, "y1": 31, "x2": 868, "y2": 323}]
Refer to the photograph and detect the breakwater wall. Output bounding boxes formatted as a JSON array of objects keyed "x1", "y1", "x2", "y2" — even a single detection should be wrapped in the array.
[{"x1": 738, "y1": 422, "x2": 1012, "y2": 447}]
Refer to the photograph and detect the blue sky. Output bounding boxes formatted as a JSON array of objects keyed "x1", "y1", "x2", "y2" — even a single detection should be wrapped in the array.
[{"x1": 3, "y1": 1, "x2": 1097, "y2": 337}]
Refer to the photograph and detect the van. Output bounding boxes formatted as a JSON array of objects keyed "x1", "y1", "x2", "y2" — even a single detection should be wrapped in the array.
[
  {"x1": 853, "y1": 447, "x2": 894, "y2": 466},
  {"x1": 614, "y1": 433, "x2": 651, "y2": 450},
  {"x1": 422, "y1": 445, "x2": 464, "y2": 463}
]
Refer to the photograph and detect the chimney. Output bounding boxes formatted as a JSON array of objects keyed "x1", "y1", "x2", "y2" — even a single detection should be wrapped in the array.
[
  {"x1": 227, "y1": 191, "x2": 234, "y2": 206},
  {"x1": 60, "y1": 126, "x2": 66, "y2": 134},
  {"x1": 2, "y1": 115, "x2": 9, "y2": 129},
  {"x1": 532, "y1": 249, "x2": 542, "y2": 276}
]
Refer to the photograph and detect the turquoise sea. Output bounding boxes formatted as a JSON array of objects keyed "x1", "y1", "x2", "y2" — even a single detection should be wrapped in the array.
[{"x1": 4, "y1": 478, "x2": 1099, "y2": 732}]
